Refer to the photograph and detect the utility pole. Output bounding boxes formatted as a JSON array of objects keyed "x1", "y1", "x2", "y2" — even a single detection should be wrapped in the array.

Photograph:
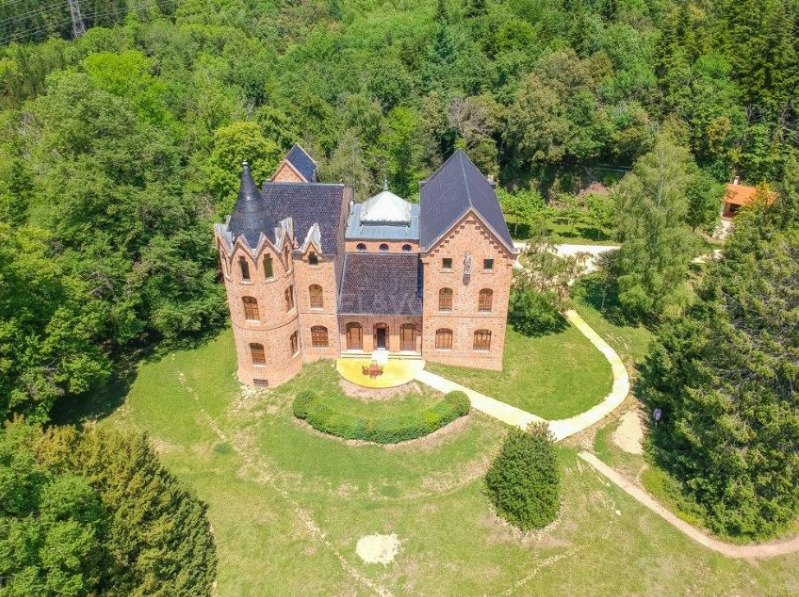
[{"x1": 67, "y1": 0, "x2": 86, "y2": 38}]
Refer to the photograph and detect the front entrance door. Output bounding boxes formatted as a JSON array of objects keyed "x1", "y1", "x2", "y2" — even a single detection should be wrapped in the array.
[
  {"x1": 400, "y1": 324, "x2": 416, "y2": 351},
  {"x1": 374, "y1": 324, "x2": 388, "y2": 350}
]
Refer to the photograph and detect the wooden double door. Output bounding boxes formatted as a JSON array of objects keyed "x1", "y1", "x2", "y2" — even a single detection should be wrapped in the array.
[{"x1": 399, "y1": 324, "x2": 417, "y2": 352}]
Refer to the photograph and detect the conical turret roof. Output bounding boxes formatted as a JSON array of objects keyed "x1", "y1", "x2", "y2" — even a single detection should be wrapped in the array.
[{"x1": 228, "y1": 161, "x2": 278, "y2": 247}]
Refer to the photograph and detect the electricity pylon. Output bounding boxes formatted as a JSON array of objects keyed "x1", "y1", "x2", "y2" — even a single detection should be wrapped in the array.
[{"x1": 67, "y1": 0, "x2": 86, "y2": 37}]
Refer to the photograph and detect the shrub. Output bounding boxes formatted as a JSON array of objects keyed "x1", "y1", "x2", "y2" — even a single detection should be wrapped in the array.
[
  {"x1": 508, "y1": 287, "x2": 566, "y2": 336},
  {"x1": 292, "y1": 390, "x2": 471, "y2": 444},
  {"x1": 485, "y1": 423, "x2": 560, "y2": 530}
]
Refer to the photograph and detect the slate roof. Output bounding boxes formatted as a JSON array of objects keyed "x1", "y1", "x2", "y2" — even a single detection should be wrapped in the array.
[
  {"x1": 339, "y1": 253, "x2": 423, "y2": 315},
  {"x1": 262, "y1": 182, "x2": 345, "y2": 255},
  {"x1": 420, "y1": 150, "x2": 514, "y2": 252},
  {"x1": 345, "y1": 204, "x2": 420, "y2": 241},
  {"x1": 285, "y1": 144, "x2": 317, "y2": 182},
  {"x1": 228, "y1": 162, "x2": 279, "y2": 247}
]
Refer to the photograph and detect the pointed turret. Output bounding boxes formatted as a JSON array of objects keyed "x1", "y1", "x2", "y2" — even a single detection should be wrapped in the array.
[{"x1": 228, "y1": 161, "x2": 278, "y2": 247}]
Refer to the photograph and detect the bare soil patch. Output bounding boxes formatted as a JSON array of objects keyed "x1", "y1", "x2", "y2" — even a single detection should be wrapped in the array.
[
  {"x1": 612, "y1": 410, "x2": 644, "y2": 455},
  {"x1": 356, "y1": 534, "x2": 402, "y2": 565}
]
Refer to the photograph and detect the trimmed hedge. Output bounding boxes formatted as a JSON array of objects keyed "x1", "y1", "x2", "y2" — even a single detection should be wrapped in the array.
[{"x1": 292, "y1": 390, "x2": 471, "y2": 444}]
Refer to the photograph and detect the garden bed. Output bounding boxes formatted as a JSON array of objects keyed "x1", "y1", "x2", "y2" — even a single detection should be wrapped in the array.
[{"x1": 293, "y1": 389, "x2": 471, "y2": 444}]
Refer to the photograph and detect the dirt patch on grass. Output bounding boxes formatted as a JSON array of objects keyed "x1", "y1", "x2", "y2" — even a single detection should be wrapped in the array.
[
  {"x1": 339, "y1": 378, "x2": 427, "y2": 401},
  {"x1": 613, "y1": 410, "x2": 644, "y2": 455},
  {"x1": 356, "y1": 533, "x2": 401, "y2": 565}
]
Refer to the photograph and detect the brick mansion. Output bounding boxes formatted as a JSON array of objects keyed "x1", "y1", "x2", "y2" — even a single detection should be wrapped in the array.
[{"x1": 214, "y1": 145, "x2": 517, "y2": 388}]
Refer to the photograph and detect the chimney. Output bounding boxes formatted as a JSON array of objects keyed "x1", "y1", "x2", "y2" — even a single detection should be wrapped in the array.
[{"x1": 487, "y1": 174, "x2": 497, "y2": 189}]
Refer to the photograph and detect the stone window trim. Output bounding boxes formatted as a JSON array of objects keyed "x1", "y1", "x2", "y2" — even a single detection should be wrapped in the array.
[
  {"x1": 285, "y1": 286, "x2": 296, "y2": 312},
  {"x1": 309, "y1": 284, "x2": 324, "y2": 309},
  {"x1": 473, "y1": 329, "x2": 492, "y2": 351},
  {"x1": 438, "y1": 287, "x2": 453, "y2": 312},
  {"x1": 263, "y1": 254, "x2": 274, "y2": 280},
  {"x1": 239, "y1": 256, "x2": 251, "y2": 282},
  {"x1": 435, "y1": 328, "x2": 453, "y2": 350},
  {"x1": 311, "y1": 326, "x2": 329, "y2": 348},
  {"x1": 478, "y1": 289, "x2": 493, "y2": 313},
  {"x1": 242, "y1": 296, "x2": 260, "y2": 321},
  {"x1": 250, "y1": 343, "x2": 266, "y2": 366}
]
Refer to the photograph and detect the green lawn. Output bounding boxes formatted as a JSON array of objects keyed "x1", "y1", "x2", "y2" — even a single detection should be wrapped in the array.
[
  {"x1": 82, "y1": 328, "x2": 799, "y2": 595},
  {"x1": 571, "y1": 299, "x2": 653, "y2": 367},
  {"x1": 426, "y1": 321, "x2": 613, "y2": 420}
]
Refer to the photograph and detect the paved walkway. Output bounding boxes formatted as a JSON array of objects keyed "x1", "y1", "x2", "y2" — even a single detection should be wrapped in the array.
[
  {"x1": 415, "y1": 310, "x2": 629, "y2": 441},
  {"x1": 579, "y1": 452, "x2": 799, "y2": 559}
]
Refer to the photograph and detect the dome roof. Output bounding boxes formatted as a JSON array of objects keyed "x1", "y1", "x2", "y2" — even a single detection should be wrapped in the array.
[{"x1": 360, "y1": 189, "x2": 411, "y2": 224}]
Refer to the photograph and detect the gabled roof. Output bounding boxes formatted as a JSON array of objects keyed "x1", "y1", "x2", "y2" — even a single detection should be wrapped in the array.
[
  {"x1": 285, "y1": 144, "x2": 317, "y2": 182},
  {"x1": 360, "y1": 189, "x2": 412, "y2": 224},
  {"x1": 262, "y1": 182, "x2": 345, "y2": 255},
  {"x1": 339, "y1": 253, "x2": 423, "y2": 315},
  {"x1": 420, "y1": 150, "x2": 514, "y2": 252},
  {"x1": 724, "y1": 183, "x2": 777, "y2": 207},
  {"x1": 228, "y1": 161, "x2": 279, "y2": 247}
]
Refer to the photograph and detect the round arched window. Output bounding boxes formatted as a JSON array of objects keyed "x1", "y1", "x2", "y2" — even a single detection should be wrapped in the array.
[
  {"x1": 356, "y1": 243, "x2": 367, "y2": 252},
  {"x1": 402, "y1": 244, "x2": 412, "y2": 252},
  {"x1": 379, "y1": 243, "x2": 389, "y2": 252}
]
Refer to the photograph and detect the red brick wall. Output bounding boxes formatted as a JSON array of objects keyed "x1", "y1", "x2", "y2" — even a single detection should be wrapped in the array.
[
  {"x1": 271, "y1": 162, "x2": 305, "y2": 183},
  {"x1": 216, "y1": 232, "x2": 302, "y2": 388},
  {"x1": 337, "y1": 315, "x2": 423, "y2": 353},
  {"x1": 420, "y1": 212, "x2": 514, "y2": 371},
  {"x1": 294, "y1": 249, "x2": 340, "y2": 361}
]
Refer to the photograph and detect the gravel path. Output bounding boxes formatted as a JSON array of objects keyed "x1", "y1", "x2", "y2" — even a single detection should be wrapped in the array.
[{"x1": 579, "y1": 452, "x2": 799, "y2": 559}]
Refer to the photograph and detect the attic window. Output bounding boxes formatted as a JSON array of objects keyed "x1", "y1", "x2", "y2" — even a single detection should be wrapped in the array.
[
  {"x1": 356, "y1": 243, "x2": 367, "y2": 252},
  {"x1": 483, "y1": 259, "x2": 494, "y2": 271},
  {"x1": 308, "y1": 253, "x2": 319, "y2": 266},
  {"x1": 379, "y1": 243, "x2": 389, "y2": 252},
  {"x1": 442, "y1": 258, "x2": 453, "y2": 270},
  {"x1": 402, "y1": 244, "x2": 412, "y2": 252}
]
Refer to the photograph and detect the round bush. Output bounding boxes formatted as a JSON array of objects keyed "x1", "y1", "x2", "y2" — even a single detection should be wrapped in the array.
[
  {"x1": 485, "y1": 423, "x2": 560, "y2": 530},
  {"x1": 292, "y1": 390, "x2": 471, "y2": 444}
]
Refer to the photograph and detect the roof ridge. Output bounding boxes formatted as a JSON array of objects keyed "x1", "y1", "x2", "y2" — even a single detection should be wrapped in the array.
[
  {"x1": 423, "y1": 149, "x2": 465, "y2": 187},
  {"x1": 290, "y1": 143, "x2": 317, "y2": 165}
]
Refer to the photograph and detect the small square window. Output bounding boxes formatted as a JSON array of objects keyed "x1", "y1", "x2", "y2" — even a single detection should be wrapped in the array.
[
  {"x1": 442, "y1": 258, "x2": 453, "y2": 270},
  {"x1": 483, "y1": 259, "x2": 494, "y2": 270}
]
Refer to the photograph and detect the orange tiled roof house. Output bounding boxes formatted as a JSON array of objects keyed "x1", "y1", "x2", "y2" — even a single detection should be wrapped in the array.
[
  {"x1": 722, "y1": 177, "x2": 777, "y2": 219},
  {"x1": 214, "y1": 145, "x2": 517, "y2": 388}
]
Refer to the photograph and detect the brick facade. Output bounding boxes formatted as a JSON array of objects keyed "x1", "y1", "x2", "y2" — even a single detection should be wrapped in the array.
[
  {"x1": 420, "y1": 212, "x2": 514, "y2": 371},
  {"x1": 216, "y1": 148, "x2": 516, "y2": 388}
]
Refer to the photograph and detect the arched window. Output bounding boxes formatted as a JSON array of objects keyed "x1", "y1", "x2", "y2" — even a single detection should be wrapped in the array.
[
  {"x1": 285, "y1": 286, "x2": 295, "y2": 311},
  {"x1": 239, "y1": 257, "x2": 251, "y2": 281},
  {"x1": 379, "y1": 243, "x2": 389, "y2": 252},
  {"x1": 242, "y1": 296, "x2": 259, "y2": 321},
  {"x1": 309, "y1": 284, "x2": 323, "y2": 309},
  {"x1": 289, "y1": 332, "x2": 299, "y2": 356},
  {"x1": 250, "y1": 343, "x2": 266, "y2": 365},
  {"x1": 263, "y1": 255, "x2": 274, "y2": 279},
  {"x1": 311, "y1": 326, "x2": 329, "y2": 347},
  {"x1": 439, "y1": 288, "x2": 453, "y2": 312},
  {"x1": 346, "y1": 322, "x2": 363, "y2": 350},
  {"x1": 435, "y1": 328, "x2": 453, "y2": 350},
  {"x1": 474, "y1": 329, "x2": 491, "y2": 351},
  {"x1": 402, "y1": 244, "x2": 412, "y2": 252},
  {"x1": 308, "y1": 253, "x2": 319, "y2": 266},
  {"x1": 478, "y1": 289, "x2": 493, "y2": 312},
  {"x1": 356, "y1": 243, "x2": 367, "y2": 252}
]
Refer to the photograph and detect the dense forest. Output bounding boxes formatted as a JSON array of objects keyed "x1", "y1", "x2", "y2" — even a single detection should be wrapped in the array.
[
  {"x1": 0, "y1": 0, "x2": 798, "y2": 552},
  {"x1": 3, "y1": 0, "x2": 798, "y2": 420}
]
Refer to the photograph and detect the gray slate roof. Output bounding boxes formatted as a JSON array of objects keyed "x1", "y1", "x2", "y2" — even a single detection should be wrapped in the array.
[
  {"x1": 339, "y1": 253, "x2": 423, "y2": 315},
  {"x1": 286, "y1": 144, "x2": 317, "y2": 182},
  {"x1": 228, "y1": 162, "x2": 279, "y2": 247},
  {"x1": 345, "y1": 204, "x2": 420, "y2": 241},
  {"x1": 262, "y1": 182, "x2": 344, "y2": 254},
  {"x1": 419, "y1": 150, "x2": 514, "y2": 252}
]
